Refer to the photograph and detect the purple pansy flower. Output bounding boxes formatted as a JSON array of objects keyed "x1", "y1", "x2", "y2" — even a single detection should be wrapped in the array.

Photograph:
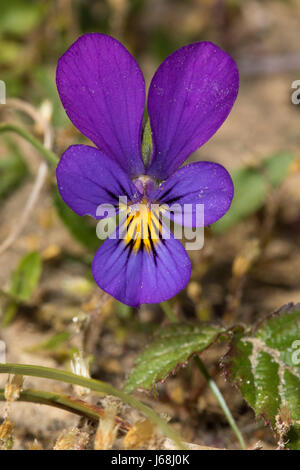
[{"x1": 56, "y1": 33, "x2": 239, "y2": 308}]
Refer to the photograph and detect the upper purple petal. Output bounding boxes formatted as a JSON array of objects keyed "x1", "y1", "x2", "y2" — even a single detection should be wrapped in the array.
[
  {"x1": 149, "y1": 161, "x2": 234, "y2": 226},
  {"x1": 92, "y1": 224, "x2": 191, "y2": 308},
  {"x1": 56, "y1": 144, "x2": 141, "y2": 219},
  {"x1": 147, "y1": 42, "x2": 239, "y2": 179},
  {"x1": 56, "y1": 33, "x2": 146, "y2": 177}
]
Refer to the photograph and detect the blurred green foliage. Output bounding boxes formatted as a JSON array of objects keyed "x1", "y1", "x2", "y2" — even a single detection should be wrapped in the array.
[
  {"x1": 1, "y1": 251, "x2": 42, "y2": 327},
  {"x1": 0, "y1": 139, "x2": 28, "y2": 202},
  {"x1": 213, "y1": 152, "x2": 295, "y2": 234},
  {"x1": 53, "y1": 187, "x2": 101, "y2": 252},
  {"x1": 0, "y1": 0, "x2": 44, "y2": 36},
  {"x1": 9, "y1": 251, "x2": 42, "y2": 302}
]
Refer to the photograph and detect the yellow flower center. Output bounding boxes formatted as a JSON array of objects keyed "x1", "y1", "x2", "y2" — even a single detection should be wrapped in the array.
[{"x1": 123, "y1": 199, "x2": 163, "y2": 253}]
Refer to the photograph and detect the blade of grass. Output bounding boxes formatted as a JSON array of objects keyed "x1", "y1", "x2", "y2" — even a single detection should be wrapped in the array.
[
  {"x1": 0, "y1": 388, "x2": 129, "y2": 430},
  {"x1": 0, "y1": 124, "x2": 58, "y2": 167},
  {"x1": 193, "y1": 355, "x2": 246, "y2": 450},
  {"x1": 160, "y1": 301, "x2": 178, "y2": 323},
  {"x1": 0, "y1": 363, "x2": 185, "y2": 449}
]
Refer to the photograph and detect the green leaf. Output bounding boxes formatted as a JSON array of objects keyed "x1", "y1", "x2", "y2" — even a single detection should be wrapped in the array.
[
  {"x1": 1, "y1": 302, "x2": 18, "y2": 328},
  {"x1": 124, "y1": 323, "x2": 224, "y2": 393},
  {"x1": 141, "y1": 119, "x2": 153, "y2": 166},
  {"x1": 53, "y1": 188, "x2": 101, "y2": 252},
  {"x1": 9, "y1": 251, "x2": 42, "y2": 302},
  {"x1": 0, "y1": 0, "x2": 43, "y2": 35},
  {"x1": 2, "y1": 252, "x2": 42, "y2": 325},
  {"x1": 213, "y1": 152, "x2": 295, "y2": 234},
  {"x1": 28, "y1": 331, "x2": 71, "y2": 352},
  {"x1": 263, "y1": 152, "x2": 294, "y2": 188},
  {"x1": 0, "y1": 149, "x2": 28, "y2": 203},
  {"x1": 213, "y1": 167, "x2": 266, "y2": 234},
  {"x1": 222, "y1": 303, "x2": 300, "y2": 449},
  {"x1": 0, "y1": 40, "x2": 20, "y2": 66}
]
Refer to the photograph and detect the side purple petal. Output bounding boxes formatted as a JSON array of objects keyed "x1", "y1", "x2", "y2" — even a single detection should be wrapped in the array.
[
  {"x1": 56, "y1": 33, "x2": 146, "y2": 178},
  {"x1": 56, "y1": 145, "x2": 141, "y2": 219},
  {"x1": 149, "y1": 162, "x2": 234, "y2": 226},
  {"x1": 147, "y1": 42, "x2": 239, "y2": 180},
  {"x1": 92, "y1": 227, "x2": 191, "y2": 308}
]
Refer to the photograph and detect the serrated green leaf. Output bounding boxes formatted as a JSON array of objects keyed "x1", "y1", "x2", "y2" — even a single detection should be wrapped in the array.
[
  {"x1": 124, "y1": 323, "x2": 224, "y2": 393},
  {"x1": 9, "y1": 251, "x2": 42, "y2": 302},
  {"x1": 222, "y1": 303, "x2": 300, "y2": 449},
  {"x1": 213, "y1": 152, "x2": 295, "y2": 234},
  {"x1": 53, "y1": 188, "x2": 101, "y2": 252},
  {"x1": 141, "y1": 119, "x2": 153, "y2": 166}
]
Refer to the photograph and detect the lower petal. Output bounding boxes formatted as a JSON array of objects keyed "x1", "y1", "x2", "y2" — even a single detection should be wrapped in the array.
[{"x1": 92, "y1": 223, "x2": 191, "y2": 308}]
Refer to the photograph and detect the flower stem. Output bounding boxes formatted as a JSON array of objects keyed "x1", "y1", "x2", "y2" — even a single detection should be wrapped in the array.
[
  {"x1": 0, "y1": 123, "x2": 58, "y2": 167},
  {"x1": 161, "y1": 301, "x2": 246, "y2": 450},
  {"x1": 160, "y1": 301, "x2": 177, "y2": 322},
  {"x1": 193, "y1": 355, "x2": 246, "y2": 450},
  {"x1": 0, "y1": 363, "x2": 185, "y2": 449}
]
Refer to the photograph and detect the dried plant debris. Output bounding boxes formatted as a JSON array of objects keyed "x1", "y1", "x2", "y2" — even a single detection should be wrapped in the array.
[
  {"x1": 94, "y1": 406, "x2": 119, "y2": 450},
  {"x1": 53, "y1": 427, "x2": 90, "y2": 451},
  {"x1": 4, "y1": 375, "x2": 23, "y2": 402},
  {"x1": 0, "y1": 418, "x2": 14, "y2": 450}
]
